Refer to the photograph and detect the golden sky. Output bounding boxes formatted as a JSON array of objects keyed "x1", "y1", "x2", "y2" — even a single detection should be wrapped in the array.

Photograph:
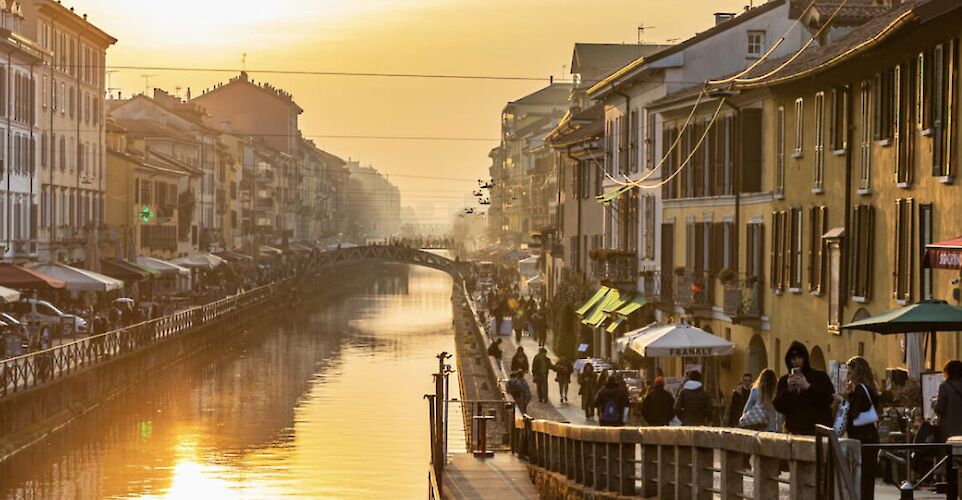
[{"x1": 81, "y1": 0, "x2": 751, "y2": 211}]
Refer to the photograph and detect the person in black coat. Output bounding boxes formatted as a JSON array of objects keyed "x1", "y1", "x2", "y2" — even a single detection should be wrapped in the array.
[
  {"x1": 773, "y1": 341, "x2": 835, "y2": 435},
  {"x1": 594, "y1": 376, "x2": 630, "y2": 427},
  {"x1": 674, "y1": 370, "x2": 713, "y2": 426},
  {"x1": 641, "y1": 376, "x2": 675, "y2": 426},
  {"x1": 727, "y1": 373, "x2": 753, "y2": 428},
  {"x1": 510, "y1": 346, "x2": 529, "y2": 375},
  {"x1": 486, "y1": 338, "x2": 503, "y2": 361}
]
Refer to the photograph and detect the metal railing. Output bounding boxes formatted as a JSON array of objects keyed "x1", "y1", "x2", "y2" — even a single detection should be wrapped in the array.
[
  {"x1": 591, "y1": 250, "x2": 638, "y2": 286},
  {"x1": 641, "y1": 270, "x2": 673, "y2": 304},
  {"x1": 723, "y1": 275, "x2": 763, "y2": 320},
  {"x1": 674, "y1": 271, "x2": 715, "y2": 309},
  {"x1": 0, "y1": 283, "x2": 277, "y2": 398}
]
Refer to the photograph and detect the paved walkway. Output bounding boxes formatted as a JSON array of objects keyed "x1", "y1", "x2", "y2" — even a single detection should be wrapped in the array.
[{"x1": 441, "y1": 453, "x2": 537, "y2": 499}]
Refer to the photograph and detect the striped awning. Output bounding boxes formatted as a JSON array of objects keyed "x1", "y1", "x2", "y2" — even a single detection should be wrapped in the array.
[{"x1": 575, "y1": 287, "x2": 610, "y2": 317}]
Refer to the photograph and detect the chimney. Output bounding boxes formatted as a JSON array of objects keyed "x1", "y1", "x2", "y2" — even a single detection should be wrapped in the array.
[{"x1": 714, "y1": 12, "x2": 735, "y2": 25}]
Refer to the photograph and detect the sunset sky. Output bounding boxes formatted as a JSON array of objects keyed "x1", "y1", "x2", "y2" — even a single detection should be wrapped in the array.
[{"x1": 80, "y1": 0, "x2": 752, "y2": 214}]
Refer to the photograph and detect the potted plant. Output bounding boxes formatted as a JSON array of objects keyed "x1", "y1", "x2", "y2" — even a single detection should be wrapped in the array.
[
  {"x1": 674, "y1": 266, "x2": 686, "y2": 276},
  {"x1": 718, "y1": 268, "x2": 735, "y2": 283}
]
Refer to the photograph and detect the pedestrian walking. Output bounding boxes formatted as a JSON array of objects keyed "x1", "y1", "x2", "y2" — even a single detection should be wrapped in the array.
[
  {"x1": 578, "y1": 363, "x2": 598, "y2": 419},
  {"x1": 727, "y1": 373, "x2": 753, "y2": 428},
  {"x1": 513, "y1": 310, "x2": 527, "y2": 344},
  {"x1": 553, "y1": 355, "x2": 574, "y2": 403},
  {"x1": 835, "y1": 356, "x2": 880, "y2": 500},
  {"x1": 773, "y1": 341, "x2": 835, "y2": 435},
  {"x1": 532, "y1": 347, "x2": 553, "y2": 403},
  {"x1": 506, "y1": 370, "x2": 532, "y2": 415},
  {"x1": 594, "y1": 375, "x2": 630, "y2": 427},
  {"x1": 510, "y1": 346, "x2": 529, "y2": 375},
  {"x1": 738, "y1": 369, "x2": 777, "y2": 432},
  {"x1": 674, "y1": 370, "x2": 713, "y2": 426},
  {"x1": 641, "y1": 376, "x2": 675, "y2": 426},
  {"x1": 934, "y1": 359, "x2": 962, "y2": 440}
]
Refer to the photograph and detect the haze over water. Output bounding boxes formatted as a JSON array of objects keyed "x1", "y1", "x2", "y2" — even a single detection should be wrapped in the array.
[{"x1": 0, "y1": 264, "x2": 463, "y2": 499}]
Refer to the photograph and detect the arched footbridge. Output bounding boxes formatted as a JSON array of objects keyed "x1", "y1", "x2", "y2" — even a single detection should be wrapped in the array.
[{"x1": 312, "y1": 245, "x2": 469, "y2": 278}]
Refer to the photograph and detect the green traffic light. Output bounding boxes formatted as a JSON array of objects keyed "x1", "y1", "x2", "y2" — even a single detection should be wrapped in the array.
[{"x1": 139, "y1": 206, "x2": 155, "y2": 222}]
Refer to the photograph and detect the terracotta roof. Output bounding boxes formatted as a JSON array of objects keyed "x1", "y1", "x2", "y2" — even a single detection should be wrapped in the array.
[
  {"x1": 734, "y1": 0, "x2": 924, "y2": 88},
  {"x1": 588, "y1": 0, "x2": 785, "y2": 97},
  {"x1": 111, "y1": 118, "x2": 199, "y2": 144},
  {"x1": 193, "y1": 71, "x2": 303, "y2": 114},
  {"x1": 547, "y1": 104, "x2": 604, "y2": 148}
]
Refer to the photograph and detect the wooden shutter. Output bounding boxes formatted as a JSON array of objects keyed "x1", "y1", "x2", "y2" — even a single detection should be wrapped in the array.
[
  {"x1": 893, "y1": 199, "x2": 903, "y2": 298},
  {"x1": 920, "y1": 203, "x2": 934, "y2": 299},
  {"x1": 770, "y1": 212, "x2": 779, "y2": 289}
]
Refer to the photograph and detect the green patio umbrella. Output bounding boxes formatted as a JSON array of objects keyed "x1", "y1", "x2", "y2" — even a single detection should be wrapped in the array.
[{"x1": 841, "y1": 299, "x2": 962, "y2": 371}]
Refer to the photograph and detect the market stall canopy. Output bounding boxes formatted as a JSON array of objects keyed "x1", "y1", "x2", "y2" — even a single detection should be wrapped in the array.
[
  {"x1": 136, "y1": 256, "x2": 192, "y2": 277},
  {"x1": 31, "y1": 263, "x2": 124, "y2": 292},
  {"x1": 0, "y1": 285, "x2": 20, "y2": 303},
  {"x1": 170, "y1": 253, "x2": 226, "y2": 270},
  {"x1": 0, "y1": 263, "x2": 65, "y2": 289},
  {"x1": 924, "y1": 236, "x2": 962, "y2": 269},
  {"x1": 100, "y1": 259, "x2": 158, "y2": 282},
  {"x1": 501, "y1": 249, "x2": 529, "y2": 262},
  {"x1": 525, "y1": 275, "x2": 544, "y2": 287},
  {"x1": 287, "y1": 243, "x2": 313, "y2": 254},
  {"x1": 626, "y1": 323, "x2": 735, "y2": 357}
]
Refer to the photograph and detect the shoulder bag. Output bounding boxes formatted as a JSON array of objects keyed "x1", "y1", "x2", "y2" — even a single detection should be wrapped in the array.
[{"x1": 852, "y1": 384, "x2": 879, "y2": 427}]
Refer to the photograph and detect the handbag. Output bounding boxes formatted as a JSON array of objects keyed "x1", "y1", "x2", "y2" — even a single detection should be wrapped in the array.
[
  {"x1": 852, "y1": 384, "x2": 879, "y2": 427},
  {"x1": 833, "y1": 399, "x2": 849, "y2": 436},
  {"x1": 738, "y1": 402, "x2": 769, "y2": 429}
]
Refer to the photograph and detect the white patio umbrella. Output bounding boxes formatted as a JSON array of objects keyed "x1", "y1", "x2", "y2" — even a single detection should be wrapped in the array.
[
  {"x1": 171, "y1": 253, "x2": 226, "y2": 270},
  {"x1": 30, "y1": 263, "x2": 124, "y2": 292},
  {"x1": 626, "y1": 323, "x2": 735, "y2": 357}
]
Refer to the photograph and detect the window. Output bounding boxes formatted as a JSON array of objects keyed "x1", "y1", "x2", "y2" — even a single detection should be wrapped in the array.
[
  {"x1": 893, "y1": 198, "x2": 915, "y2": 302},
  {"x1": 830, "y1": 88, "x2": 848, "y2": 151},
  {"x1": 920, "y1": 203, "x2": 934, "y2": 300},
  {"x1": 859, "y1": 81, "x2": 872, "y2": 191},
  {"x1": 662, "y1": 124, "x2": 677, "y2": 199},
  {"x1": 897, "y1": 61, "x2": 916, "y2": 186},
  {"x1": 776, "y1": 106, "x2": 785, "y2": 195},
  {"x1": 605, "y1": 119, "x2": 613, "y2": 175},
  {"x1": 793, "y1": 97, "x2": 804, "y2": 156},
  {"x1": 747, "y1": 31, "x2": 765, "y2": 58},
  {"x1": 917, "y1": 50, "x2": 928, "y2": 131},
  {"x1": 645, "y1": 109, "x2": 655, "y2": 169},
  {"x1": 643, "y1": 195, "x2": 655, "y2": 259},
  {"x1": 629, "y1": 109, "x2": 638, "y2": 173},
  {"x1": 808, "y1": 206, "x2": 827, "y2": 293},
  {"x1": 770, "y1": 210, "x2": 787, "y2": 292},
  {"x1": 932, "y1": 39, "x2": 957, "y2": 178},
  {"x1": 874, "y1": 68, "x2": 896, "y2": 141},
  {"x1": 789, "y1": 208, "x2": 803, "y2": 290},
  {"x1": 849, "y1": 205, "x2": 874, "y2": 299},
  {"x1": 40, "y1": 133, "x2": 46, "y2": 168},
  {"x1": 746, "y1": 222, "x2": 764, "y2": 280},
  {"x1": 814, "y1": 92, "x2": 825, "y2": 191}
]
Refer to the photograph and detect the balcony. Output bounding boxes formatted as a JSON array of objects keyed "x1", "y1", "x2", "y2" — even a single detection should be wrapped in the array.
[
  {"x1": 723, "y1": 274, "x2": 763, "y2": 324},
  {"x1": 641, "y1": 270, "x2": 673, "y2": 305},
  {"x1": 674, "y1": 271, "x2": 715, "y2": 311},
  {"x1": 590, "y1": 249, "x2": 637, "y2": 287}
]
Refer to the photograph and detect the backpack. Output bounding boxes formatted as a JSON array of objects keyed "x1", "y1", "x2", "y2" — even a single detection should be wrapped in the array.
[{"x1": 601, "y1": 398, "x2": 621, "y2": 423}]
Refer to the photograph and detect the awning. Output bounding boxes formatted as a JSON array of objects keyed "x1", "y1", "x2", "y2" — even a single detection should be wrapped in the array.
[
  {"x1": 925, "y1": 235, "x2": 962, "y2": 269},
  {"x1": 583, "y1": 289, "x2": 630, "y2": 327},
  {"x1": 0, "y1": 285, "x2": 20, "y2": 303},
  {"x1": 287, "y1": 243, "x2": 313, "y2": 254},
  {"x1": 170, "y1": 253, "x2": 226, "y2": 270},
  {"x1": 30, "y1": 263, "x2": 124, "y2": 292},
  {"x1": 606, "y1": 296, "x2": 647, "y2": 333},
  {"x1": 137, "y1": 256, "x2": 192, "y2": 277},
  {"x1": 595, "y1": 184, "x2": 633, "y2": 206},
  {"x1": 259, "y1": 245, "x2": 284, "y2": 256},
  {"x1": 214, "y1": 251, "x2": 253, "y2": 262},
  {"x1": 576, "y1": 287, "x2": 610, "y2": 316},
  {"x1": 100, "y1": 259, "x2": 158, "y2": 282},
  {"x1": 0, "y1": 263, "x2": 66, "y2": 289}
]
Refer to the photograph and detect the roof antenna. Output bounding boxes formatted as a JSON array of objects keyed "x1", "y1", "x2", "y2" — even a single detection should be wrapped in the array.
[
  {"x1": 637, "y1": 24, "x2": 655, "y2": 44},
  {"x1": 242, "y1": 52, "x2": 247, "y2": 72},
  {"x1": 140, "y1": 74, "x2": 157, "y2": 96}
]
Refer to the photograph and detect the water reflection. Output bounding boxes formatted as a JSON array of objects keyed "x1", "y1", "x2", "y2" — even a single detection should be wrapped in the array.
[{"x1": 0, "y1": 263, "x2": 461, "y2": 499}]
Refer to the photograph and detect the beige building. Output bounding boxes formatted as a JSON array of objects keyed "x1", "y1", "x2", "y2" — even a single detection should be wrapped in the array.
[{"x1": 24, "y1": 0, "x2": 116, "y2": 263}]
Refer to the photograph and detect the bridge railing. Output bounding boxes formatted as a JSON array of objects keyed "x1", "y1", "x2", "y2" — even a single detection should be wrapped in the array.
[
  {"x1": 0, "y1": 283, "x2": 278, "y2": 399},
  {"x1": 511, "y1": 416, "x2": 860, "y2": 499}
]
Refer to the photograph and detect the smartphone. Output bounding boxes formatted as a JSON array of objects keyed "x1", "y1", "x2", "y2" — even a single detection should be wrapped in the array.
[{"x1": 791, "y1": 367, "x2": 801, "y2": 376}]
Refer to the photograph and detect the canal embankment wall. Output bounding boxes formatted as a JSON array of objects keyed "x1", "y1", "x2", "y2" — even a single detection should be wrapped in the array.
[{"x1": 0, "y1": 264, "x2": 378, "y2": 464}]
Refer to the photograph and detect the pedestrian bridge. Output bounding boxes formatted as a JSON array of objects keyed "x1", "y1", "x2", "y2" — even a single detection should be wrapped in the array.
[{"x1": 315, "y1": 245, "x2": 466, "y2": 277}]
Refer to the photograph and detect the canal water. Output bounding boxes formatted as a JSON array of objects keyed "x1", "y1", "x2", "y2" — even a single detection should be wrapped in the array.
[{"x1": 0, "y1": 263, "x2": 465, "y2": 499}]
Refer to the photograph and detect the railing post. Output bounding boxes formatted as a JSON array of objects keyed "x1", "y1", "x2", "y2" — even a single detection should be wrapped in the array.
[
  {"x1": 752, "y1": 454, "x2": 779, "y2": 499},
  {"x1": 606, "y1": 442, "x2": 617, "y2": 492},
  {"x1": 719, "y1": 449, "x2": 743, "y2": 500},
  {"x1": 659, "y1": 445, "x2": 675, "y2": 500},
  {"x1": 642, "y1": 444, "x2": 659, "y2": 498},
  {"x1": 790, "y1": 458, "x2": 816, "y2": 500},
  {"x1": 620, "y1": 442, "x2": 636, "y2": 495},
  {"x1": 693, "y1": 446, "x2": 713, "y2": 500},
  {"x1": 592, "y1": 442, "x2": 602, "y2": 491},
  {"x1": 675, "y1": 445, "x2": 692, "y2": 500}
]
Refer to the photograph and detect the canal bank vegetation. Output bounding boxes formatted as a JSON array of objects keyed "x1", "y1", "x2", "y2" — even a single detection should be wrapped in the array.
[{"x1": 546, "y1": 269, "x2": 593, "y2": 360}]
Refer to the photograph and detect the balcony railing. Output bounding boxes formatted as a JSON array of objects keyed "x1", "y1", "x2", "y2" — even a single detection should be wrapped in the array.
[
  {"x1": 674, "y1": 271, "x2": 715, "y2": 309},
  {"x1": 641, "y1": 270, "x2": 673, "y2": 304},
  {"x1": 590, "y1": 249, "x2": 637, "y2": 286},
  {"x1": 723, "y1": 274, "x2": 763, "y2": 322}
]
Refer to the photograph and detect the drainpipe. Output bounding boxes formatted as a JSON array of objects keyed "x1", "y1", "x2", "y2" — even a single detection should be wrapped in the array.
[
  {"x1": 5, "y1": 47, "x2": 13, "y2": 251},
  {"x1": 842, "y1": 83, "x2": 854, "y2": 327}
]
